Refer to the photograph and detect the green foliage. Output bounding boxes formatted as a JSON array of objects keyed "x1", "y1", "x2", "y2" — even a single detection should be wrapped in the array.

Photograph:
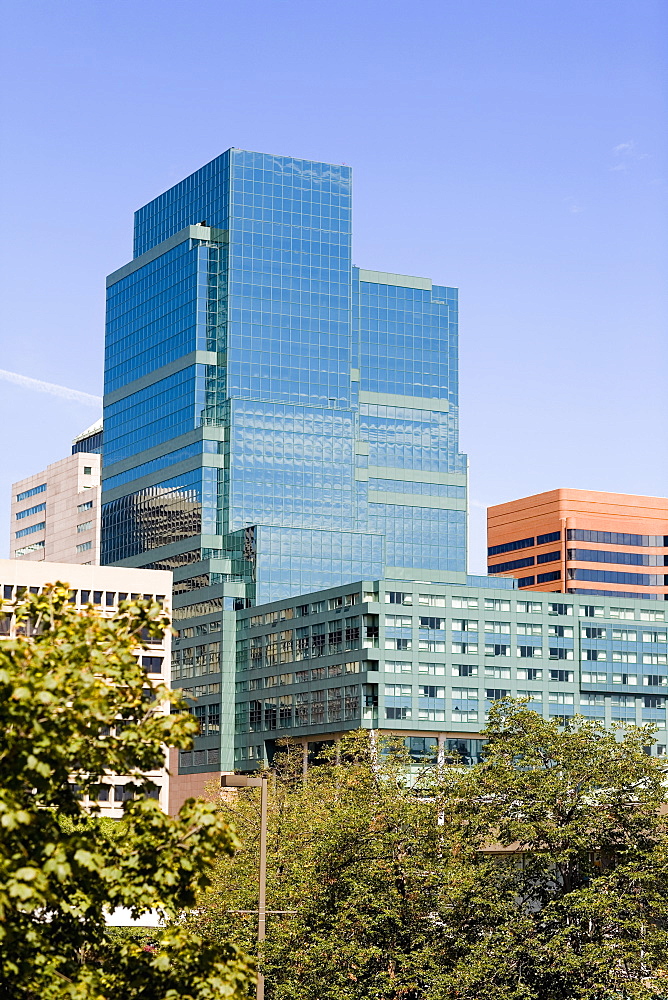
[
  {"x1": 0, "y1": 583, "x2": 253, "y2": 999},
  {"x1": 191, "y1": 705, "x2": 668, "y2": 1000}
]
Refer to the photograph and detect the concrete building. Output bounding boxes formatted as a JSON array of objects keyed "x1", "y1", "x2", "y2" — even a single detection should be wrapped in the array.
[
  {"x1": 0, "y1": 558, "x2": 172, "y2": 817},
  {"x1": 165, "y1": 573, "x2": 668, "y2": 800},
  {"x1": 10, "y1": 424, "x2": 102, "y2": 564},
  {"x1": 487, "y1": 489, "x2": 668, "y2": 601}
]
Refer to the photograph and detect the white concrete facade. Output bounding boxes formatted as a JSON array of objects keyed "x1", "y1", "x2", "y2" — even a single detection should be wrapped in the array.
[
  {"x1": 10, "y1": 453, "x2": 101, "y2": 564},
  {"x1": 0, "y1": 559, "x2": 173, "y2": 818}
]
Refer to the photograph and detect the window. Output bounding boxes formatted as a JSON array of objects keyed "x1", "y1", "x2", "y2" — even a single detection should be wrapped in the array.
[
  {"x1": 550, "y1": 669, "x2": 574, "y2": 683},
  {"x1": 77, "y1": 521, "x2": 93, "y2": 532},
  {"x1": 610, "y1": 607, "x2": 635, "y2": 621},
  {"x1": 641, "y1": 694, "x2": 666, "y2": 710},
  {"x1": 643, "y1": 631, "x2": 667, "y2": 644},
  {"x1": 537, "y1": 531, "x2": 561, "y2": 545},
  {"x1": 488, "y1": 537, "x2": 534, "y2": 556},
  {"x1": 517, "y1": 622, "x2": 542, "y2": 636},
  {"x1": 420, "y1": 640, "x2": 446, "y2": 653},
  {"x1": 644, "y1": 675, "x2": 668, "y2": 687},
  {"x1": 16, "y1": 502, "x2": 46, "y2": 520},
  {"x1": 548, "y1": 602, "x2": 572, "y2": 616},
  {"x1": 517, "y1": 601, "x2": 542, "y2": 613},
  {"x1": 15, "y1": 541, "x2": 44, "y2": 556},
  {"x1": 385, "y1": 660, "x2": 413, "y2": 674},
  {"x1": 567, "y1": 528, "x2": 667, "y2": 547},
  {"x1": 451, "y1": 642, "x2": 477, "y2": 654},
  {"x1": 450, "y1": 687, "x2": 478, "y2": 723},
  {"x1": 15, "y1": 522, "x2": 46, "y2": 539},
  {"x1": 612, "y1": 629, "x2": 637, "y2": 642},
  {"x1": 612, "y1": 652, "x2": 637, "y2": 664},
  {"x1": 517, "y1": 690, "x2": 542, "y2": 703},
  {"x1": 451, "y1": 664, "x2": 478, "y2": 677},
  {"x1": 517, "y1": 576, "x2": 536, "y2": 588},
  {"x1": 16, "y1": 483, "x2": 46, "y2": 502},
  {"x1": 76, "y1": 541, "x2": 92, "y2": 553},
  {"x1": 141, "y1": 656, "x2": 163, "y2": 673},
  {"x1": 549, "y1": 648, "x2": 573, "y2": 660},
  {"x1": 385, "y1": 615, "x2": 412, "y2": 628},
  {"x1": 549, "y1": 692, "x2": 574, "y2": 705},
  {"x1": 385, "y1": 684, "x2": 412, "y2": 720},
  {"x1": 420, "y1": 616, "x2": 445, "y2": 630},
  {"x1": 77, "y1": 500, "x2": 93, "y2": 512},
  {"x1": 419, "y1": 662, "x2": 447, "y2": 676},
  {"x1": 584, "y1": 650, "x2": 606, "y2": 661},
  {"x1": 584, "y1": 627, "x2": 606, "y2": 639},
  {"x1": 484, "y1": 598, "x2": 511, "y2": 611},
  {"x1": 484, "y1": 621, "x2": 511, "y2": 633},
  {"x1": 581, "y1": 692, "x2": 604, "y2": 706},
  {"x1": 582, "y1": 671, "x2": 607, "y2": 684},
  {"x1": 537, "y1": 571, "x2": 561, "y2": 584},
  {"x1": 486, "y1": 688, "x2": 509, "y2": 700},
  {"x1": 419, "y1": 594, "x2": 446, "y2": 607},
  {"x1": 537, "y1": 551, "x2": 560, "y2": 565},
  {"x1": 640, "y1": 609, "x2": 666, "y2": 622},
  {"x1": 579, "y1": 605, "x2": 604, "y2": 618},
  {"x1": 489, "y1": 556, "x2": 534, "y2": 574},
  {"x1": 517, "y1": 667, "x2": 542, "y2": 681},
  {"x1": 613, "y1": 674, "x2": 637, "y2": 686},
  {"x1": 385, "y1": 591, "x2": 412, "y2": 605},
  {"x1": 518, "y1": 646, "x2": 542, "y2": 658},
  {"x1": 452, "y1": 596, "x2": 478, "y2": 609},
  {"x1": 643, "y1": 654, "x2": 668, "y2": 666},
  {"x1": 83, "y1": 466, "x2": 92, "y2": 475},
  {"x1": 485, "y1": 643, "x2": 510, "y2": 657},
  {"x1": 485, "y1": 666, "x2": 511, "y2": 679},
  {"x1": 549, "y1": 625, "x2": 573, "y2": 638},
  {"x1": 418, "y1": 685, "x2": 446, "y2": 721},
  {"x1": 451, "y1": 619, "x2": 477, "y2": 632}
]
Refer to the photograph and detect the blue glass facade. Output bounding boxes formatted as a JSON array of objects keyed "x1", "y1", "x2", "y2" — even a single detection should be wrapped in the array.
[
  {"x1": 102, "y1": 149, "x2": 467, "y2": 601},
  {"x1": 101, "y1": 149, "x2": 467, "y2": 772}
]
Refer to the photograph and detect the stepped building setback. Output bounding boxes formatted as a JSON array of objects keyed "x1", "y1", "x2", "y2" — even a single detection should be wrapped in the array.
[
  {"x1": 101, "y1": 148, "x2": 468, "y2": 786},
  {"x1": 487, "y1": 489, "x2": 668, "y2": 601}
]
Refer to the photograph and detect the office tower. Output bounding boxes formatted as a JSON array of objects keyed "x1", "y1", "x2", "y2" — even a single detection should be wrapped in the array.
[
  {"x1": 11, "y1": 441, "x2": 102, "y2": 564},
  {"x1": 0, "y1": 559, "x2": 172, "y2": 816},
  {"x1": 487, "y1": 489, "x2": 668, "y2": 600},
  {"x1": 101, "y1": 149, "x2": 467, "y2": 786},
  {"x1": 220, "y1": 577, "x2": 667, "y2": 771}
]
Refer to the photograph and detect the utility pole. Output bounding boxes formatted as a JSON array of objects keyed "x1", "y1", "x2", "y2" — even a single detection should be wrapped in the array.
[{"x1": 221, "y1": 771, "x2": 270, "y2": 1000}]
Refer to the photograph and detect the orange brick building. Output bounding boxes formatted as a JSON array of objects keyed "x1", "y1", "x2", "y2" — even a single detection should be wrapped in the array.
[{"x1": 487, "y1": 489, "x2": 668, "y2": 601}]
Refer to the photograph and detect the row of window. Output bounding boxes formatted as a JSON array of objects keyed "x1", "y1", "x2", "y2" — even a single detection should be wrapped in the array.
[
  {"x1": 1, "y1": 584, "x2": 166, "y2": 606},
  {"x1": 568, "y1": 569, "x2": 667, "y2": 587},
  {"x1": 16, "y1": 483, "x2": 46, "y2": 503},
  {"x1": 15, "y1": 521, "x2": 46, "y2": 539},
  {"x1": 567, "y1": 529, "x2": 668, "y2": 548},
  {"x1": 517, "y1": 571, "x2": 562, "y2": 586},
  {"x1": 488, "y1": 531, "x2": 561, "y2": 557},
  {"x1": 16, "y1": 502, "x2": 46, "y2": 520},
  {"x1": 568, "y1": 548, "x2": 667, "y2": 567}
]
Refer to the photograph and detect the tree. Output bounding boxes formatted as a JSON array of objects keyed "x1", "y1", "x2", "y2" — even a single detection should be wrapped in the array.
[
  {"x1": 190, "y1": 705, "x2": 668, "y2": 1000},
  {"x1": 0, "y1": 583, "x2": 253, "y2": 1000}
]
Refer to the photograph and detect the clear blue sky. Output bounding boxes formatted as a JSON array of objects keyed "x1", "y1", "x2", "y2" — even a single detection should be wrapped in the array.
[{"x1": 0, "y1": 0, "x2": 666, "y2": 570}]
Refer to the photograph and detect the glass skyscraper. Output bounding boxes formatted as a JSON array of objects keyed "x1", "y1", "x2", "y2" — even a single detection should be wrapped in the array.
[{"x1": 101, "y1": 148, "x2": 467, "y2": 774}]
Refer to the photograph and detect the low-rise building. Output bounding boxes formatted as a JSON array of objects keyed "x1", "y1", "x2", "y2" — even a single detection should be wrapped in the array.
[
  {"x1": 167, "y1": 576, "x2": 668, "y2": 797},
  {"x1": 0, "y1": 559, "x2": 172, "y2": 817}
]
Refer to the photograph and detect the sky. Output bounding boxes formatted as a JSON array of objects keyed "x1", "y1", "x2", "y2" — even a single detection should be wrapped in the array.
[{"x1": 0, "y1": 0, "x2": 666, "y2": 571}]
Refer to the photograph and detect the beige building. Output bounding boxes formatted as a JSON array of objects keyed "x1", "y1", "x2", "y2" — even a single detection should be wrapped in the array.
[
  {"x1": 10, "y1": 448, "x2": 101, "y2": 564},
  {"x1": 0, "y1": 559, "x2": 173, "y2": 818}
]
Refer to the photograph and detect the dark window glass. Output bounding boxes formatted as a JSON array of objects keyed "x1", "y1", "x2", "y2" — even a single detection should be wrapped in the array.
[
  {"x1": 537, "y1": 531, "x2": 561, "y2": 545},
  {"x1": 488, "y1": 537, "x2": 534, "y2": 557},
  {"x1": 537, "y1": 571, "x2": 561, "y2": 583},
  {"x1": 517, "y1": 576, "x2": 535, "y2": 588},
  {"x1": 537, "y1": 551, "x2": 560, "y2": 565},
  {"x1": 488, "y1": 556, "x2": 534, "y2": 574}
]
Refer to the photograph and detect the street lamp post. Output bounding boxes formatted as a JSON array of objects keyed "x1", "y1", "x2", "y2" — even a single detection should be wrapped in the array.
[{"x1": 221, "y1": 771, "x2": 270, "y2": 1000}]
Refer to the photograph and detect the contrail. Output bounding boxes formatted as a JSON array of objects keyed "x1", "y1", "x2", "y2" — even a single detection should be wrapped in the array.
[{"x1": 0, "y1": 369, "x2": 102, "y2": 407}]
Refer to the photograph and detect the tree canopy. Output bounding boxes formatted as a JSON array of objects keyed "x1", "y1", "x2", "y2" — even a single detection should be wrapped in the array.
[
  {"x1": 0, "y1": 583, "x2": 252, "y2": 1000},
  {"x1": 192, "y1": 703, "x2": 668, "y2": 1000}
]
